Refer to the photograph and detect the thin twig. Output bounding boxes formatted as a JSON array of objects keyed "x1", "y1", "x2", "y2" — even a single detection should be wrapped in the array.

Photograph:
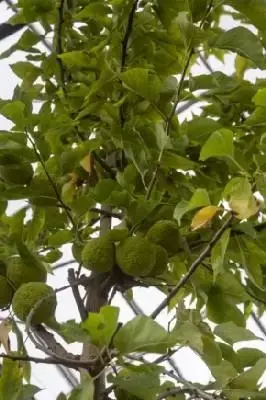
[
  {"x1": 4, "y1": 0, "x2": 52, "y2": 51},
  {"x1": 26, "y1": 131, "x2": 76, "y2": 229},
  {"x1": 251, "y1": 311, "x2": 266, "y2": 337},
  {"x1": 121, "y1": 0, "x2": 139, "y2": 69},
  {"x1": 92, "y1": 151, "x2": 116, "y2": 179},
  {"x1": 90, "y1": 207, "x2": 122, "y2": 220},
  {"x1": 145, "y1": 49, "x2": 193, "y2": 200},
  {"x1": 151, "y1": 214, "x2": 234, "y2": 319}
]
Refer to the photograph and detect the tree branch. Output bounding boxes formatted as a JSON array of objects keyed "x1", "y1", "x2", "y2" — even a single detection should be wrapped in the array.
[
  {"x1": 121, "y1": 0, "x2": 139, "y2": 69},
  {"x1": 68, "y1": 268, "x2": 87, "y2": 321},
  {"x1": 0, "y1": 352, "x2": 91, "y2": 369},
  {"x1": 4, "y1": 0, "x2": 52, "y2": 51},
  {"x1": 156, "y1": 387, "x2": 185, "y2": 400},
  {"x1": 89, "y1": 207, "x2": 122, "y2": 220},
  {"x1": 151, "y1": 213, "x2": 234, "y2": 319}
]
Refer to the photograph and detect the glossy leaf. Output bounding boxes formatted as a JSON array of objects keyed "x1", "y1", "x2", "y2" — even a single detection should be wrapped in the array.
[{"x1": 114, "y1": 316, "x2": 171, "y2": 354}]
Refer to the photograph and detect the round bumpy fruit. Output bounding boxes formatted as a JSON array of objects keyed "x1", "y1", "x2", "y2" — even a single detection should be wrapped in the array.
[
  {"x1": 82, "y1": 236, "x2": 115, "y2": 272},
  {"x1": 7, "y1": 256, "x2": 47, "y2": 289},
  {"x1": 148, "y1": 244, "x2": 168, "y2": 276},
  {"x1": 146, "y1": 220, "x2": 180, "y2": 256},
  {"x1": 0, "y1": 163, "x2": 33, "y2": 185},
  {"x1": 12, "y1": 282, "x2": 57, "y2": 324},
  {"x1": 0, "y1": 276, "x2": 13, "y2": 309},
  {"x1": 116, "y1": 236, "x2": 156, "y2": 277}
]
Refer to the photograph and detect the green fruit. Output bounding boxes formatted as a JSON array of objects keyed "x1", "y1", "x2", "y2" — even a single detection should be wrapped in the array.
[
  {"x1": 148, "y1": 244, "x2": 168, "y2": 276},
  {"x1": 116, "y1": 236, "x2": 156, "y2": 277},
  {"x1": 146, "y1": 220, "x2": 180, "y2": 255},
  {"x1": 7, "y1": 256, "x2": 47, "y2": 289},
  {"x1": 0, "y1": 163, "x2": 33, "y2": 185},
  {"x1": 82, "y1": 236, "x2": 115, "y2": 272},
  {"x1": 12, "y1": 282, "x2": 57, "y2": 324},
  {"x1": 0, "y1": 276, "x2": 13, "y2": 308}
]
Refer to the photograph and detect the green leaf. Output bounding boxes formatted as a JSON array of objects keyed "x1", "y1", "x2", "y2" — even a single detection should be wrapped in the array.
[
  {"x1": 226, "y1": 0, "x2": 266, "y2": 32},
  {"x1": 161, "y1": 152, "x2": 196, "y2": 171},
  {"x1": 223, "y1": 178, "x2": 258, "y2": 220},
  {"x1": 68, "y1": 376, "x2": 94, "y2": 400},
  {"x1": 121, "y1": 68, "x2": 162, "y2": 101},
  {"x1": 180, "y1": 117, "x2": 221, "y2": 145},
  {"x1": 113, "y1": 365, "x2": 161, "y2": 400},
  {"x1": 18, "y1": 384, "x2": 41, "y2": 400},
  {"x1": 58, "y1": 320, "x2": 90, "y2": 344},
  {"x1": 211, "y1": 228, "x2": 231, "y2": 281},
  {"x1": 16, "y1": 239, "x2": 48, "y2": 274},
  {"x1": 216, "y1": 273, "x2": 249, "y2": 303},
  {"x1": 209, "y1": 27, "x2": 265, "y2": 67},
  {"x1": 8, "y1": 207, "x2": 27, "y2": 240},
  {"x1": 211, "y1": 360, "x2": 238, "y2": 386},
  {"x1": 47, "y1": 230, "x2": 73, "y2": 247},
  {"x1": 187, "y1": 188, "x2": 210, "y2": 210},
  {"x1": 207, "y1": 289, "x2": 245, "y2": 326},
  {"x1": 16, "y1": 29, "x2": 40, "y2": 50},
  {"x1": 214, "y1": 322, "x2": 259, "y2": 344},
  {"x1": 173, "y1": 200, "x2": 189, "y2": 225},
  {"x1": 0, "y1": 358, "x2": 23, "y2": 400},
  {"x1": 218, "y1": 343, "x2": 240, "y2": 371},
  {"x1": 170, "y1": 321, "x2": 203, "y2": 353},
  {"x1": 230, "y1": 358, "x2": 266, "y2": 390},
  {"x1": 188, "y1": 0, "x2": 208, "y2": 22},
  {"x1": 237, "y1": 348, "x2": 266, "y2": 370},
  {"x1": 252, "y1": 88, "x2": 266, "y2": 107},
  {"x1": 201, "y1": 335, "x2": 223, "y2": 366},
  {"x1": 59, "y1": 51, "x2": 92, "y2": 68},
  {"x1": 56, "y1": 394, "x2": 67, "y2": 400},
  {"x1": 82, "y1": 306, "x2": 119, "y2": 347},
  {"x1": 75, "y1": 3, "x2": 112, "y2": 25},
  {"x1": 200, "y1": 129, "x2": 234, "y2": 161},
  {"x1": 114, "y1": 315, "x2": 171, "y2": 354},
  {"x1": 26, "y1": 208, "x2": 45, "y2": 246},
  {"x1": 0, "y1": 101, "x2": 25, "y2": 126},
  {"x1": 10, "y1": 62, "x2": 41, "y2": 85}
]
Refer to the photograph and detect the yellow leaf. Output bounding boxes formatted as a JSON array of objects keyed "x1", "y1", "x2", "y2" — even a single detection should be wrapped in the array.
[
  {"x1": 235, "y1": 55, "x2": 250, "y2": 79},
  {"x1": 61, "y1": 179, "x2": 77, "y2": 204},
  {"x1": 0, "y1": 318, "x2": 12, "y2": 354},
  {"x1": 80, "y1": 154, "x2": 93, "y2": 174},
  {"x1": 191, "y1": 205, "x2": 221, "y2": 231},
  {"x1": 229, "y1": 196, "x2": 260, "y2": 220}
]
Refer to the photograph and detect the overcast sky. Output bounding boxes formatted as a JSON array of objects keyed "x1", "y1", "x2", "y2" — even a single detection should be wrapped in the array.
[{"x1": 0, "y1": 3, "x2": 266, "y2": 399}]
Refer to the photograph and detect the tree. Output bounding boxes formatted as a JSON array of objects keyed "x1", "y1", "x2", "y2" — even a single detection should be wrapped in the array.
[{"x1": 0, "y1": 0, "x2": 266, "y2": 399}]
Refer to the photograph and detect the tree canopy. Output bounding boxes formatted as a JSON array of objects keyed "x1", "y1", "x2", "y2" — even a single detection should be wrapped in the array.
[{"x1": 0, "y1": 1, "x2": 266, "y2": 399}]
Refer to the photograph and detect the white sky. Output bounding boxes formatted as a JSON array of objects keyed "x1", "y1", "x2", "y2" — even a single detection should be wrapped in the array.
[{"x1": 0, "y1": 3, "x2": 266, "y2": 399}]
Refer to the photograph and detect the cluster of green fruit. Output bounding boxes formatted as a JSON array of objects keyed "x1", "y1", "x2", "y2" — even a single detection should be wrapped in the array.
[
  {"x1": 81, "y1": 220, "x2": 180, "y2": 277},
  {"x1": 0, "y1": 257, "x2": 56, "y2": 325}
]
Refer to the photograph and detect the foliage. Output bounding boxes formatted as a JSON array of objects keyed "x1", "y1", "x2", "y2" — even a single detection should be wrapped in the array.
[{"x1": 0, "y1": 0, "x2": 266, "y2": 399}]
